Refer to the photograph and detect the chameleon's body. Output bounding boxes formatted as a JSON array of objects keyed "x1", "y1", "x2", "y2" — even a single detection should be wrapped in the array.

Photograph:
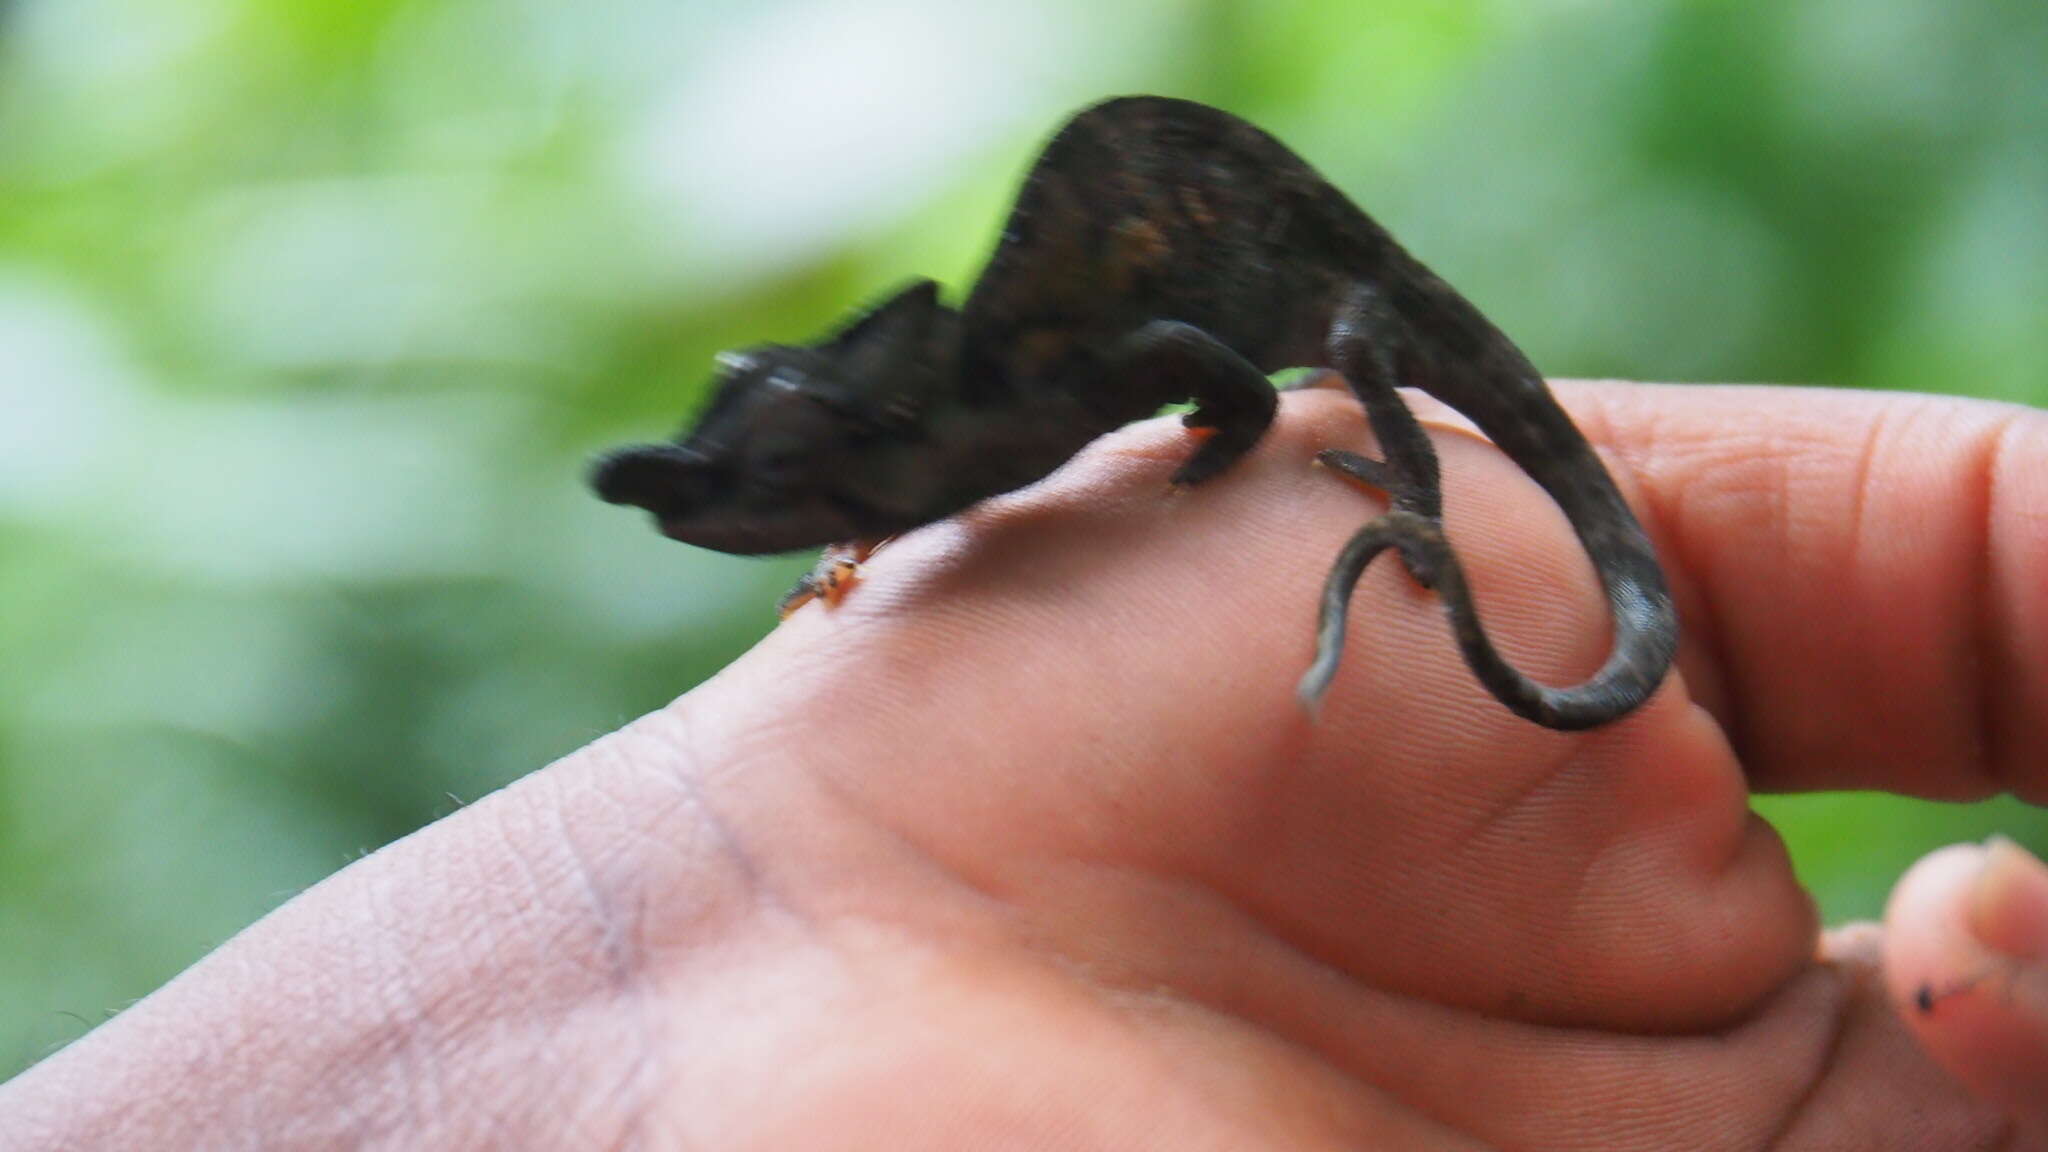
[{"x1": 594, "y1": 96, "x2": 1677, "y2": 729}]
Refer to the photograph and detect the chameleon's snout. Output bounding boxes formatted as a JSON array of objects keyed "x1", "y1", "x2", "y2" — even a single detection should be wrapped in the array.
[
  {"x1": 589, "y1": 443, "x2": 713, "y2": 514},
  {"x1": 591, "y1": 442, "x2": 846, "y2": 555}
]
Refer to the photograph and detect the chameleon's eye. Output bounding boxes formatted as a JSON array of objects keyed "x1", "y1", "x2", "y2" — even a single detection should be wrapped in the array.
[{"x1": 748, "y1": 441, "x2": 808, "y2": 493}]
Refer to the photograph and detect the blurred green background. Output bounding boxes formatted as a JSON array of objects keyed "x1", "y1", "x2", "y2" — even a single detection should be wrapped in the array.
[{"x1": 1, "y1": 0, "x2": 2043, "y2": 1079}]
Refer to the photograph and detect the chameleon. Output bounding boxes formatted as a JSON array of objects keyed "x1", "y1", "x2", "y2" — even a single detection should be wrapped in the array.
[{"x1": 590, "y1": 96, "x2": 1677, "y2": 730}]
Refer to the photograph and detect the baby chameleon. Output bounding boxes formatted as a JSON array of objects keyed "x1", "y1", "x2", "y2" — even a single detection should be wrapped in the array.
[{"x1": 591, "y1": 96, "x2": 1677, "y2": 730}]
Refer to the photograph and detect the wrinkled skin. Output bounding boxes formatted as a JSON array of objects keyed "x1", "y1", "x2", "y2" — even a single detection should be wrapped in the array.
[{"x1": 4, "y1": 384, "x2": 2045, "y2": 1150}]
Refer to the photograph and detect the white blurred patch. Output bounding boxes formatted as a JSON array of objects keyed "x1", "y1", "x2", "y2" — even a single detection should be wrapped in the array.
[
  {"x1": 12, "y1": 0, "x2": 227, "y2": 89},
  {"x1": 0, "y1": 272, "x2": 535, "y2": 582},
  {"x1": 620, "y1": 0, "x2": 1066, "y2": 286},
  {"x1": 0, "y1": 275, "x2": 145, "y2": 514},
  {"x1": 372, "y1": 0, "x2": 579, "y2": 165},
  {"x1": 1786, "y1": 0, "x2": 1971, "y2": 138},
  {"x1": 190, "y1": 177, "x2": 546, "y2": 369},
  {"x1": 100, "y1": 391, "x2": 522, "y2": 584},
  {"x1": 26, "y1": 592, "x2": 342, "y2": 736},
  {"x1": 1546, "y1": 183, "x2": 1788, "y2": 381},
  {"x1": 1880, "y1": 148, "x2": 2048, "y2": 403},
  {"x1": 8, "y1": 0, "x2": 233, "y2": 174}
]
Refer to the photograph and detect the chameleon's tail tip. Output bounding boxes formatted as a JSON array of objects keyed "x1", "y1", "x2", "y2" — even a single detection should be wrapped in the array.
[{"x1": 1294, "y1": 672, "x2": 1329, "y2": 723}]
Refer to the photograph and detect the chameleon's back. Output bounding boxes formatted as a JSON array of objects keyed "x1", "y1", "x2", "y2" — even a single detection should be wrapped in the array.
[{"x1": 960, "y1": 96, "x2": 1390, "y2": 394}]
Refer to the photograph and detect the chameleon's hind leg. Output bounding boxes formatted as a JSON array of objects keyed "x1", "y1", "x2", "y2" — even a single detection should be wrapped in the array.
[
  {"x1": 1109, "y1": 320, "x2": 1278, "y2": 487},
  {"x1": 1296, "y1": 284, "x2": 1463, "y2": 709},
  {"x1": 1314, "y1": 446, "x2": 1445, "y2": 593},
  {"x1": 1315, "y1": 448, "x2": 1398, "y2": 498},
  {"x1": 777, "y1": 539, "x2": 883, "y2": 619},
  {"x1": 1323, "y1": 284, "x2": 1444, "y2": 526}
]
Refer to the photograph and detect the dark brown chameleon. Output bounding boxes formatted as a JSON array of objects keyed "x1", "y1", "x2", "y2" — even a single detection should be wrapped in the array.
[{"x1": 591, "y1": 96, "x2": 1677, "y2": 729}]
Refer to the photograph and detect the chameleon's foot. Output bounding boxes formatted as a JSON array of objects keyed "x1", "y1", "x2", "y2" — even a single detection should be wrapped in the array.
[
  {"x1": 776, "y1": 541, "x2": 875, "y2": 619},
  {"x1": 1314, "y1": 449, "x2": 1444, "y2": 588},
  {"x1": 1314, "y1": 447, "x2": 1396, "y2": 492},
  {"x1": 1108, "y1": 319, "x2": 1275, "y2": 487},
  {"x1": 1172, "y1": 418, "x2": 1262, "y2": 486}
]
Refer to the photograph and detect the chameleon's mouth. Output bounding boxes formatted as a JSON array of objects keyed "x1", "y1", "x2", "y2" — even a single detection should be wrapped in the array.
[
  {"x1": 590, "y1": 443, "x2": 863, "y2": 555},
  {"x1": 653, "y1": 499, "x2": 862, "y2": 557}
]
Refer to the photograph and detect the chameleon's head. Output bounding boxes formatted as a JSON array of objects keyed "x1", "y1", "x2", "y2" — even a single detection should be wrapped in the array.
[{"x1": 590, "y1": 280, "x2": 953, "y2": 555}]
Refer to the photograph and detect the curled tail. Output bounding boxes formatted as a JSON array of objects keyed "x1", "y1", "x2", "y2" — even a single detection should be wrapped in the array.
[
  {"x1": 1304, "y1": 269, "x2": 1678, "y2": 728},
  {"x1": 1296, "y1": 505, "x2": 1676, "y2": 730}
]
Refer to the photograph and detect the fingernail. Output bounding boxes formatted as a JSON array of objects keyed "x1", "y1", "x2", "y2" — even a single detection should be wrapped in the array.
[{"x1": 1968, "y1": 836, "x2": 2048, "y2": 964}]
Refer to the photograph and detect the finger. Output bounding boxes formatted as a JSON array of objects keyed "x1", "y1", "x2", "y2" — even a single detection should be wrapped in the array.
[
  {"x1": 1883, "y1": 838, "x2": 2048, "y2": 1140},
  {"x1": 1548, "y1": 381, "x2": 2047, "y2": 798},
  {"x1": 732, "y1": 396, "x2": 1812, "y2": 1033},
  {"x1": 1799, "y1": 922, "x2": 2016, "y2": 1149}
]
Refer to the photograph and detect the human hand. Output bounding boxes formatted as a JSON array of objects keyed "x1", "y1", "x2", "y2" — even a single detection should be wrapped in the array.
[{"x1": 2, "y1": 384, "x2": 2042, "y2": 1149}]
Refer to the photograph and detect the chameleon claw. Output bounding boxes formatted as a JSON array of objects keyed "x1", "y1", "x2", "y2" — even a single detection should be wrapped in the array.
[
  {"x1": 815, "y1": 557, "x2": 860, "y2": 606},
  {"x1": 1317, "y1": 447, "x2": 1396, "y2": 494},
  {"x1": 778, "y1": 541, "x2": 875, "y2": 620},
  {"x1": 776, "y1": 580, "x2": 820, "y2": 620}
]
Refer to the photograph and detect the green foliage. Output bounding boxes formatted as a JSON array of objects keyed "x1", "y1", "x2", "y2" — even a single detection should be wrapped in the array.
[{"x1": 0, "y1": 0, "x2": 2042, "y2": 1075}]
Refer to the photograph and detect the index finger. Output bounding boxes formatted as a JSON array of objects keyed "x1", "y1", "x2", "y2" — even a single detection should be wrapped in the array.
[{"x1": 1550, "y1": 380, "x2": 2046, "y2": 799}]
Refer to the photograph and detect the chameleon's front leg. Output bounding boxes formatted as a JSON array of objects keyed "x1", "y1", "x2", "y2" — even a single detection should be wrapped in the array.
[
  {"x1": 1108, "y1": 320, "x2": 1278, "y2": 486},
  {"x1": 777, "y1": 539, "x2": 883, "y2": 619}
]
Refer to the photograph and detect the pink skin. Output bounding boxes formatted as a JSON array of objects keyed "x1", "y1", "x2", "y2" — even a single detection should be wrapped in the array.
[
  {"x1": 1, "y1": 383, "x2": 2043, "y2": 1150},
  {"x1": 1885, "y1": 839, "x2": 2048, "y2": 1140}
]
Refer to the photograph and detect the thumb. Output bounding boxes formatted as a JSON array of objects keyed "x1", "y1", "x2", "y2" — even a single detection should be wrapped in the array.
[{"x1": 1884, "y1": 837, "x2": 2048, "y2": 1139}]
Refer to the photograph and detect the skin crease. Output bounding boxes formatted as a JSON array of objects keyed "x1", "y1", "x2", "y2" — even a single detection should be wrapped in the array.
[{"x1": 1, "y1": 383, "x2": 2044, "y2": 1150}]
